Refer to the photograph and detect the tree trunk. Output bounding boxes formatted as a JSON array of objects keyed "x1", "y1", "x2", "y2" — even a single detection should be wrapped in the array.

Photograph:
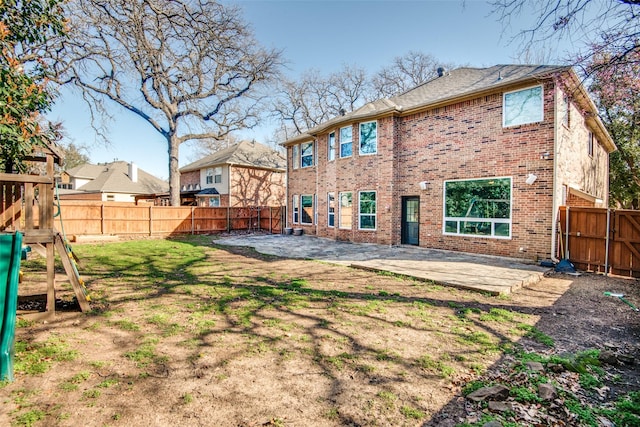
[{"x1": 168, "y1": 135, "x2": 181, "y2": 206}]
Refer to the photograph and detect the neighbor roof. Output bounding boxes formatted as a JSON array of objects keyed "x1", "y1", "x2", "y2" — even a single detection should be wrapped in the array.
[
  {"x1": 180, "y1": 140, "x2": 286, "y2": 173},
  {"x1": 282, "y1": 64, "x2": 613, "y2": 152},
  {"x1": 69, "y1": 161, "x2": 168, "y2": 194}
]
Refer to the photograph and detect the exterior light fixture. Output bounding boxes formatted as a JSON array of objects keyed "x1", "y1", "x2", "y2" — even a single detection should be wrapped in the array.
[
  {"x1": 525, "y1": 174, "x2": 537, "y2": 185},
  {"x1": 540, "y1": 151, "x2": 552, "y2": 160}
]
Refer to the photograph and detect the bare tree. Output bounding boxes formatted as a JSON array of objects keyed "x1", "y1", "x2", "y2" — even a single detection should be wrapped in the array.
[
  {"x1": 271, "y1": 65, "x2": 371, "y2": 139},
  {"x1": 491, "y1": 0, "x2": 640, "y2": 74},
  {"x1": 56, "y1": 0, "x2": 283, "y2": 205},
  {"x1": 371, "y1": 51, "x2": 455, "y2": 98}
]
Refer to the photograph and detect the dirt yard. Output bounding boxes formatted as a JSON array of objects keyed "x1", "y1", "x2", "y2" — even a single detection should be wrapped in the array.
[{"x1": 1, "y1": 236, "x2": 639, "y2": 427}]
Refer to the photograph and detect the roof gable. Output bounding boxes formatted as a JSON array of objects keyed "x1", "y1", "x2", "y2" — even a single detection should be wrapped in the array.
[
  {"x1": 70, "y1": 161, "x2": 168, "y2": 194},
  {"x1": 180, "y1": 140, "x2": 286, "y2": 173}
]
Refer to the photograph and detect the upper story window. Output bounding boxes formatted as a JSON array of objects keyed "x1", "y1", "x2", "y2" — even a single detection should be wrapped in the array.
[
  {"x1": 340, "y1": 126, "x2": 352, "y2": 158},
  {"x1": 503, "y1": 85, "x2": 543, "y2": 127},
  {"x1": 359, "y1": 121, "x2": 377, "y2": 155},
  {"x1": 328, "y1": 132, "x2": 336, "y2": 161},
  {"x1": 214, "y1": 166, "x2": 222, "y2": 183},
  {"x1": 205, "y1": 168, "x2": 214, "y2": 184},
  {"x1": 588, "y1": 132, "x2": 594, "y2": 157},
  {"x1": 292, "y1": 145, "x2": 300, "y2": 169},
  {"x1": 301, "y1": 141, "x2": 314, "y2": 167}
]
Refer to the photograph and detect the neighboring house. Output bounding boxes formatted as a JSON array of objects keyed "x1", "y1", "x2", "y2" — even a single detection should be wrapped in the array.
[
  {"x1": 179, "y1": 140, "x2": 286, "y2": 207},
  {"x1": 58, "y1": 161, "x2": 169, "y2": 203},
  {"x1": 283, "y1": 65, "x2": 616, "y2": 261}
]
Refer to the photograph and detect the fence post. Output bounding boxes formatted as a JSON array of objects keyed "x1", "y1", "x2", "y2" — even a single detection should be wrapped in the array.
[
  {"x1": 101, "y1": 204, "x2": 105, "y2": 235},
  {"x1": 227, "y1": 207, "x2": 231, "y2": 232},
  {"x1": 605, "y1": 208, "x2": 611, "y2": 276},
  {"x1": 269, "y1": 207, "x2": 272, "y2": 234},
  {"x1": 149, "y1": 205, "x2": 153, "y2": 236},
  {"x1": 191, "y1": 206, "x2": 195, "y2": 235},
  {"x1": 565, "y1": 207, "x2": 570, "y2": 259}
]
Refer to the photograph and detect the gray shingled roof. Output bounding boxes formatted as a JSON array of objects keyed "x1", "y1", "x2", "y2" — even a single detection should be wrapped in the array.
[
  {"x1": 71, "y1": 161, "x2": 168, "y2": 194},
  {"x1": 180, "y1": 140, "x2": 286, "y2": 173},
  {"x1": 283, "y1": 64, "x2": 571, "y2": 145}
]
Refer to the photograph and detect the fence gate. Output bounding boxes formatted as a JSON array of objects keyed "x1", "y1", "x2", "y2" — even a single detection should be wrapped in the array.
[{"x1": 560, "y1": 206, "x2": 640, "y2": 278}]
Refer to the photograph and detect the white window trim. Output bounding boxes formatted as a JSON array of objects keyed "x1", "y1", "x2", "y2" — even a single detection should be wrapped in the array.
[
  {"x1": 300, "y1": 194, "x2": 314, "y2": 225},
  {"x1": 301, "y1": 141, "x2": 314, "y2": 168},
  {"x1": 502, "y1": 85, "x2": 544, "y2": 128},
  {"x1": 442, "y1": 176, "x2": 513, "y2": 240},
  {"x1": 359, "y1": 121, "x2": 378, "y2": 156},
  {"x1": 328, "y1": 192, "x2": 335, "y2": 228},
  {"x1": 214, "y1": 166, "x2": 222, "y2": 184},
  {"x1": 338, "y1": 191, "x2": 352, "y2": 229},
  {"x1": 208, "y1": 195, "x2": 220, "y2": 207},
  {"x1": 340, "y1": 126, "x2": 353, "y2": 158},
  {"x1": 292, "y1": 195, "x2": 299, "y2": 224},
  {"x1": 328, "y1": 132, "x2": 336, "y2": 161},
  {"x1": 292, "y1": 145, "x2": 299, "y2": 170},
  {"x1": 358, "y1": 190, "x2": 377, "y2": 231}
]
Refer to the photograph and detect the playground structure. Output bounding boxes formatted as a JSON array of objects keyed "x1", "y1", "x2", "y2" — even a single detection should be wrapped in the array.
[{"x1": 0, "y1": 142, "x2": 90, "y2": 320}]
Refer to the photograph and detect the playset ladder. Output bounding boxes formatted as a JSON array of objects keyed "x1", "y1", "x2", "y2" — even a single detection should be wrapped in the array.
[{"x1": 53, "y1": 233, "x2": 91, "y2": 312}]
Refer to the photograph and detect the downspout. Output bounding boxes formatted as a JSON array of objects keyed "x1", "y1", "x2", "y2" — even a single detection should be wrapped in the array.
[{"x1": 550, "y1": 85, "x2": 560, "y2": 262}]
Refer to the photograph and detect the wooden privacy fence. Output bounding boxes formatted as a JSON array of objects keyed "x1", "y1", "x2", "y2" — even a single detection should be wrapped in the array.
[
  {"x1": 559, "y1": 206, "x2": 640, "y2": 278},
  {"x1": 47, "y1": 202, "x2": 284, "y2": 237}
]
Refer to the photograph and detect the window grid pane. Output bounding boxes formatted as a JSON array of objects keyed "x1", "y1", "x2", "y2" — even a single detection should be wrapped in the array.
[
  {"x1": 359, "y1": 191, "x2": 376, "y2": 230},
  {"x1": 301, "y1": 195, "x2": 313, "y2": 224},
  {"x1": 359, "y1": 122, "x2": 377, "y2": 155},
  {"x1": 328, "y1": 133, "x2": 335, "y2": 161},
  {"x1": 340, "y1": 126, "x2": 352, "y2": 158},
  {"x1": 444, "y1": 178, "x2": 511, "y2": 238},
  {"x1": 339, "y1": 192, "x2": 352, "y2": 229}
]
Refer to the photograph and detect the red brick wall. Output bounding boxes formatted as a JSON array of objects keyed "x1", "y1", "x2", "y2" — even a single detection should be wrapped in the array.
[
  {"x1": 180, "y1": 170, "x2": 200, "y2": 188},
  {"x1": 567, "y1": 193, "x2": 595, "y2": 207},
  {"x1": 229, "y1": 166, "x2": 285, "y2": 207},
  {"x1": 286, "y1": 79, "x2": 579, "y2": 260}
]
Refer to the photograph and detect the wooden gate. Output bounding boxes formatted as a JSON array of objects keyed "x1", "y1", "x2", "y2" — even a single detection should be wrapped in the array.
[{"x1": 560, "y1": 207, "x2": 640, "y2": 277}]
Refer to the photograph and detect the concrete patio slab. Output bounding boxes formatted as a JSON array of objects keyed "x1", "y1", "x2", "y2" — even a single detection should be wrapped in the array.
[{"x1": 215, "y1": 234, "x2": 549, "y2": 295}]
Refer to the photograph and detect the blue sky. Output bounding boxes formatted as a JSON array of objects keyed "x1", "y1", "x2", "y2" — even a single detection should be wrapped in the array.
[{"x1": 47, "y1": 0, "x2": 571, "y2": 180}]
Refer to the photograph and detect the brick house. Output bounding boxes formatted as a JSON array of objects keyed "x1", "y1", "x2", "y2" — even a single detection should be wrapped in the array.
[
  {"x1": 282, "y1": 65, "x2": 616, "y2": 261},
  {"x1": 58, "y1": 161, "x2": 168, "y2": 203},
  {"x1": 179, "y1": 140, "x2": 286, "y2": 207}
]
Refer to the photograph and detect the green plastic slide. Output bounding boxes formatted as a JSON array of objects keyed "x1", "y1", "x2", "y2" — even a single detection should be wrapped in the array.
[{"x1": 0, "y1": 232, "x2": 23, "y2": 382}]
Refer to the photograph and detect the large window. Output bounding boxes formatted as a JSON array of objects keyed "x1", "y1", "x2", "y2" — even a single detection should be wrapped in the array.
[
  {"x1": 340, "y1": 126, "x2": 352, "y2": 158},
  {"x1": 292, "y1": 195, "x2": 299, "y2": 224},
  {"x1": 339, "y1": 192, "x2": 352, "y2": 229},
  {"x1": 328, "y1": 192, "x2": 335, "y2": 227},
  {"x1": 214, "y1": 166, "x2": 222, "y2": 183},
  {"x1": 359, "y1": 121, "x2": 377, "y2": 155},
  {"x1": 328, "y1": 132, "x2": 335, "y2": 161},
  {"x1": 205, "y1": 168, "x2": 214, "y2": 184},
  {"x1": 443, "y1": 177, "x2": 512, "y2": 238},
  {"x1": 292, "y1": 145, "x2": 299, "y2": 169},
  {"x1": 301, "y1": 195, "x2": 314, "y2": 224},
  {"x1": 301, "y1": 142, "x2": 314, "y2": 168},
  {"x1": 503, "y1": 85, "x2": 543, "y2": 127},
  {"x1": 358, "y1": 191, "x2": 376, "y2": 230}
]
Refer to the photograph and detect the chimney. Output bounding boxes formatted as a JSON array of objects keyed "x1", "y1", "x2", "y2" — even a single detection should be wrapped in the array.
[{"x1": 128, "y1": 162, "x2": 138, "y2": 183}]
